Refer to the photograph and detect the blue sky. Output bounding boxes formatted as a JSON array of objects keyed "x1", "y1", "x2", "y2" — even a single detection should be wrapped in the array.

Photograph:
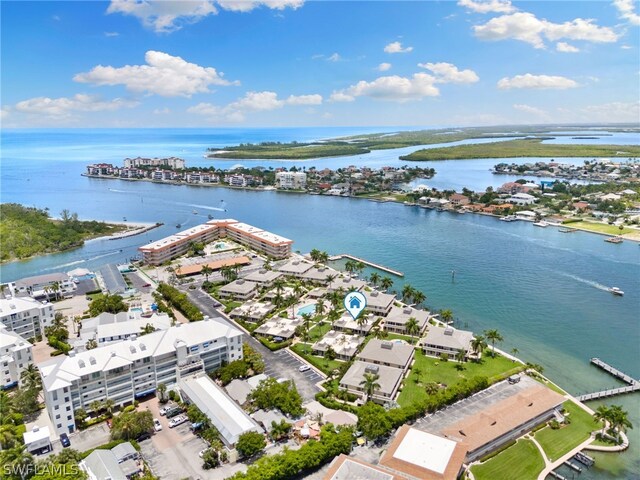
[{"x1": 1, "y1": 0, "x2": 638, "y2": 128}]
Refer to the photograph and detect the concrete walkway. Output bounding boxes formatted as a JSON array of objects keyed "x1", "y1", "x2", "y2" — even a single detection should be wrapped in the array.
[
  {"x1": 584, "y1": 431, "x2": 629, "y2": 452},
  {"x1": 537, "y1": 436, "x2": 595, "y2": 480}
]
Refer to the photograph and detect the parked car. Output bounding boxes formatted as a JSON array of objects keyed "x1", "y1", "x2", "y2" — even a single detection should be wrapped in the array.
[
  {"x1": 169, "y1": 415, "x2": 188, "y2": 428},
  {"x1": 153, "y1": 418, "x2": 162, "y2": 432},
  {"x1": 142, "y1": 283, "x2": 151, "y2": 287},
  {"x1": 59, "y1": 433, "x2": 70, "y2": 448},
  {"x1": 136, "y1": 432, "x2": 152, "y2": 442},
  {"x1": 159, "y1": 405, "x2": 173, "y2": 416},
  {"x1": 165, "y1": 407, "x2": 184, "y2": 418},
  {"x1": 190, "y1": 421, "x2": 204, "y2": 432},
  {"x1": 298, "y1": 364, "x2": 311, "y2": 372}
]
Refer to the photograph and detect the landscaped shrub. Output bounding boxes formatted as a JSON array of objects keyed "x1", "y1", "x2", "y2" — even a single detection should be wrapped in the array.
[{"x1": 157, "y1": 283, "x2": 204, "y2": 321}]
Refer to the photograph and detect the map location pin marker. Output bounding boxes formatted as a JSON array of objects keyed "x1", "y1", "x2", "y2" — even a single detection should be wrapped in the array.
[{"x1": 344, "y1": 291, "x2": 367, "y2": 320}]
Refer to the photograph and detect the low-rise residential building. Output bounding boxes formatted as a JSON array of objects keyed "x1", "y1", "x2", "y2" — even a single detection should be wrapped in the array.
[
  {"x1": 229, "y1": 301, "x2": 275, "y2": 323},
  {"x1": 39, "y1": 319, "x2": 243, "y2": 435},
  {"x1": 254, "y1": 317, "x2": 301, "y2": 340},
  {"x1": 277, "y1": 258, "x2": 314, "y2": 277},
  {"x1": 340, "y1": 362, "x2": 405, "y2": 404},
  {"x1": 327, "y1": 276, "x2": 367, "y2": 292},
  {"x1": 97, "y1": 264, "x2": 131, "y2": 296},
  {"x1": 357, "y1": 339, "x2": 414, "y2": 371},
  {"x1": 179, "y1": 373, "x2": 262, "y2": 448},
  {"x1": 384, "y1": 305, "x2": 431, "y2": 336},
  {"x1": 12, "y1": 273, "x2": 76, "y2": 299},
  {"x1": 422, "y1": 326, "x2": 474, "y2": 361},
  {"x1": 0, "y1": 296, "x2": 55, "y2": 339},
  {"x1": 301, "y1": 266, "x2": 339, "y2": 284},
  {"x1": 276, "y1": 171, "x2": 307, "y2": 189},
  {"x1": 311, "y1": 331, "x2": 363, "y2": 361},
  {"x1": 362, "y1": 290, "x2": 395, "y2": 316},
  {"x1": 507, "y1": 192, "x2": 537, "y2": 205},
  {"x1": 23, "y1": 426, "x2": 52, "y2": 455},
  {"x1": 243, "y1": 269, "x2": 283, "y2": 287},
  {"x1": 1, "y1": 326, "x2": 33, "y2": 389},
  {"x1": 219, "y1": 279, "x2": 259, "y2": 300},
  {"x1": 76, "y1": 312, "x2": 172, "y2": 349},
  {"x1": 332, "y1": 312, "x2": 375, "y2": 335},
  {"x1": 449, "y1": 193, "x2": 470, "y2": 206},
  {"x1": 81, "y1": 444, "x2": 142, "y2": 480}
]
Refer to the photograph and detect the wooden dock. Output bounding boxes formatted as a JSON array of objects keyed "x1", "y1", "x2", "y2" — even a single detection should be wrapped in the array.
[
  {"x1": 328, "y1": 254, "x2": 404, "y2": 277},
  {"x1": 576, "y1": 358, "x2": 640, "y2": 402}
]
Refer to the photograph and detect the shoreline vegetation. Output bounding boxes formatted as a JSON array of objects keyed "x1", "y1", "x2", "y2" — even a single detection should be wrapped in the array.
[
  {"x1": 399, "y1": 138, "x2": 640, "y2": 161},
  {"x1": 206, "y1": 125, "x2": 640, "y2": 160},
  {"x1": 0, "y1": 204, "x2": 158, "y2": 264}
]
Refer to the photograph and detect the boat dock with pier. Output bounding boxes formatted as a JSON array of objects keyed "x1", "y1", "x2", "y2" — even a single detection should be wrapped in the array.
[
  {"x1": 576, "y1": 358, "x2": 640, "y2": 402},
  {"x1": 329, "y1": 254, "x2": 404, "y2": 277}
]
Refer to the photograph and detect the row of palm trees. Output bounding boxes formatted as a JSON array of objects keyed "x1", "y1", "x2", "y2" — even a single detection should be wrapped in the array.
[
  {"x1": 400, "y1": 284, "x2": 426, "y2": 306},
  {"x1": 43, "y1": 280, "x2": 62, "y2": 302},
  {"x1": 368, "y1": 272, "x2": 394, "y2": 292},
  {"x1": 309, "y1": 249, "x2": 330, "y2": 264},
  {"x1": 593, "y1": 404, "x2": 633, "y2": 444}
]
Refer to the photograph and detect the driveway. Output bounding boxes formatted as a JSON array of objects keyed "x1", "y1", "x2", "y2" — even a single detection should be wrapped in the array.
[{"x1": 185, "y1": 289, "x2": 322, "y2": 402}]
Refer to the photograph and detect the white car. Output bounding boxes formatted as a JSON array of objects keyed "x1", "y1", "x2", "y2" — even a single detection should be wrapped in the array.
[
  {"x1": 298, "y1": 364, "x2": 311, "y2": 373},
  {"x1": 153, "y1": 418, "x2": 162, "y2": 432},
  {"x1": 159, "y1": 405, "x2": 172, "y2": 416},
  {"x1": 168, "y1": 415, "x2": 188, "y2": 428}
]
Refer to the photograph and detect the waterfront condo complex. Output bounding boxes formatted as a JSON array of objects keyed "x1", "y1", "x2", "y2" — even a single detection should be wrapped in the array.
[
  {"x1": 138, "y1": 219, "x2": 293, "y2": 265},
  {"x1": 0, "y1": 296, "x2": 55, "y2": 339},
  {"x1": 38, "y1": 319, "x2": 243, "y2": 435}
]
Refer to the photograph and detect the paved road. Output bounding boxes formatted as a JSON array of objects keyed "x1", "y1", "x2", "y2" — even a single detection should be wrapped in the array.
[{"x1": 185, "y1": 288, "x2": 322, "y2": 402}]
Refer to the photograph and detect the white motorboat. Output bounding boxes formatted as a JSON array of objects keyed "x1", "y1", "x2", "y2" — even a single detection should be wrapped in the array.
[{"x1": 609, "y1": 287, "x2": 624, "y2": 296}]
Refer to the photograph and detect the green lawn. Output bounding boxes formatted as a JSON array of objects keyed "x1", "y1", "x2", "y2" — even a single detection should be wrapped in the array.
[
  {"x1": 307, "y1": 321, "x2": 333, "y2": 342},
  {"x1": 534, "y1": 401, "x2": 599, "y2": 461},
  {"x1": 471, "y1": 439, "x2": 545, "y2": 480},
  {"x1": 397, "y1": 350, "x2": 522, "y2": 407},
  {"x1": 289, "y1": 343, "x2": 344, "y2": 375},
  {"x1": 564, "y1": 221, "x2": 632, "y2": 236}
]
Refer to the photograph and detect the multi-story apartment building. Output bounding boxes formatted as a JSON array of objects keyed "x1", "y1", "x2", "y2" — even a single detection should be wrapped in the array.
[
  {"x1": 139, "y1": 219, "x2": 293, "y2": 265},
  {"x1": 1, "y1": 326, "x2": 33, "y2": 389},
  {"x1": 276, "y1": 171, "x2": 307, "y2": 189},
  {"x1": 11, "y1": 272, "x2": 76, "y2": 299},
  {"x1": 123, "y1": 156, "x2": 185, "y2": 169},
  {"x1": 85, "y1": 164, "x2": 115, "y2": 176},
  {"x1": 39, "y1": 319, "x2": 243, "y2": 435},
  {"x1": 0, "y1": 297, "x2": 55, "y2": 339}
]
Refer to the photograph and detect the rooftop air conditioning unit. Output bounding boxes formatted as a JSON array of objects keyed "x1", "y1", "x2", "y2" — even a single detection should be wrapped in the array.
[
  {"x1": 444, "y1": 328, "x2": 454, "y2": 336},
  {"x1": 365, "y1": 364, "x2": 379, "y2": 374},
  {"x1": 381, "y1": 341, "x2": 393, "y2": 350}
]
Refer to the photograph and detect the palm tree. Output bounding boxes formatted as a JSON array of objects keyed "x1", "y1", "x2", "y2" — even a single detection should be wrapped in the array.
[
  {"x1": 51, "y1": 281, "x2": 61, "y2": 301},
  {"x1": 401, "y1": 284, "x2": 415, "y2": 303},
  {"x1": 318, "y1": 251, "x2": 330, "y2": 264},
  {"x1": 510, "y1": 347, "x2": 519, "y2": 362},
  {"x1": 380, "y1": 276, "x2": 393, "y2": 292},
  {"x1": 369, "y1": 272, "x2": 380, "y2": 287},
  {"x1": 344, "y1": 260, "x2": 356, "y2": 275},
  {"x1": 354, "y1": 262, "x2": 366, "y2": 277},
  {"x1": 359, "y1": 373, "x2": 381, "y2": 402},
  {"x1": 20, "y1": 364, "x2": 41, "y2": 391},
  {"x1": 309, "y1": 249, "x2": 321, "y2": 262},
  {"x1": 455, "y1": 348, "x2": 466, "y2": 363},
  {"x1": 316, "y1": 298, "x2": 326, "y2": 317},
  {"x1": 200, "y1": 265, "x2": 213, "y2": 282},
  {"x1": 86, "y1": 338, "x2": 98, "y2": 350},
  {"x1": 292, "y1": 282, "x2": 304, "y2": 316},
  {"x1": 484, "y1": 329, "x2": 504, "y2": 357},
  {"x1": 356, "y1": 314, "x2": 368, "y2": 332},
  {"x1": 413, "y1": 367, "x2": 422, "y2": 385},
  {"x1": 593, "y1": 405, "x2": 610, "y2": 436},
  {"x1": 412, "y1": 290, "x2": 426, "y2": 307},
  {"x1": 157, "y1": 383, "x2": 167, "y2": 403},
  {"x1": 1, "y1": 444, "x2": 34, "y2": 480},
  {"x1": 372, "y1": 326, "x2": 388, "y2": 340},
  {"x1": 89, "y1": 400, "x2": 102, "y2": 415},
  {"x1": 273, "y1": 278, "x2": 285, "y2": 296},
  {"x1": 471, "y1": 335, "x2": 487, "y2": 359},
  {"x1": 425, "y1": 382, "x2": 440, "y2": 395},
  {"x1": 405, "y1": 317, "x2": 420, "y2": 344},
  {"x1": 140, "y1": 323, "x2": 156, "y2": 336},
  {"x1": 0, "y1": 391, "x2": 16, "y2": 418},
  {"x1": 325, "y1": 274, "x2": 337, "y2": 288},
  {"x1": 0, "y1": 425, "x2": 16, "y2": 449},
  {"x1": 608, "y1": 405, "x2": 633, "y2": 443},
  {"x1": 440, "y1": 309, "x2": 454, "y2": 324},
  {"x1": 43, "y1": 285, "x2": 52, "y2": 302},
  {"x1": 103, "y1": 399, "x2": 115, "y2": 417},
  {"x1": 325, "y1": 346, "x2": 337, "y2": 361}
]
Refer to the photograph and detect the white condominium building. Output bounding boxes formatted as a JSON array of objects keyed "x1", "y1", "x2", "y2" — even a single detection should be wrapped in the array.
[
  {"x1": 38, "y1": 319, "x2": 243, "y2": 435},
  {"x1": 1, "y1": 326, "x2": 33, "y2": 389},
  {"x1": 276, "y1": 171, "x2": 307, "y2": 189},
  {"x1": 139, "y1": 219, "x2": 293, "y2": 265},
  {"x1": 123, "y1": 156, "x2": 185, "y2": 169},
  {"x1": 0, "y1": 297, "x2": 55, "y2": 339},
  {"x1": 11, "y1": 273, "x2": 76, "y2": 299}
]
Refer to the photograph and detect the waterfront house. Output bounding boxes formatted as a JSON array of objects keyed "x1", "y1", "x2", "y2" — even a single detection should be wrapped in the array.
[
  {"x1": 421, "y1": 326, "x2": 473, "y2": 361},
  {"x1": 12, "y1": 272, "x2": 77, "y2": 299},
  {"x1": 573, "y1": 201, "x2": 590, "y2": 211},
  {"x1": 276, "y1": 259, "x2": 314, "y2": 277},
  {"x1": 383, "y1": 305, "x2": 431, "y2": 336},
  {"x1": 339, "y1": 362, "x2": 405, "y2": 404},
  {"x1": 507, "y1": 192, "x2": 537, "y2": 205},
  {"x1": 301, "y1": 266, "x2": 340, "y2": 284},
  {"x1": 219, "y1": 279, "x2": 259, "y2": 300},
  {"x1": 449, "y1": 194, "x2": 470, "y2": 206},
  {"x1": 243, "y1": 269, "x2": 283, "y2": 287},
  {"x1": 276, "y1": 171, "x2": 307, "y2": 189},
  {"x1": 362, "y1": 290, "x2": 395, "y2": 316},
  {"x1": 357, "y1": 339, "x2": 414, "y2": 371},
  {"x1": 327, "y1": 276, "x2": 367, "y2": 292},
  {"x1": 332, "y1": 312, "x2": 375, "y2": 335}
]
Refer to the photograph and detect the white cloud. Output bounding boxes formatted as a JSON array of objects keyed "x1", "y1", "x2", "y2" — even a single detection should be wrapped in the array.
[
  {"x1": 458, "y1": 0, "x2": 515, "y2": 14},
  {"x1": 613, "y1": 0, "x2": 640, "y2": 25},
  {"x1": 513, "y1": 103, "x2": 547, "y2": 116},
  {"x1": 417, "y1": 62, "x2": 479, "y2": 83},
  {"x1": 188, "y1": 90, "x2": 322, "y2": 121},
  {"x1": 556, "y1": 42, "x2": 579, "y2": 53},
  {"x1": 107, "y1": 0, "x2": 303, "y2": 33},
  {"x1": 582, "y1": 101, "x2": 640, "y2": 122},
  {"x1": 497, "y1": 73, "x2": 579, "y2": 89},
  {"x1": 474, "y1": 12, "x2": 619, "y2": 49},
  {"x1": 74, "y1": 50, "x2": 237, "y2": 97},
  {"x1": 104, "y1": 31, "x2": 120, "y2": 37},
  {"x1": 621, "y1": 44, "x2": 633, "y2": 49},
  {"x1": 377, "y1": 62, "x2": 392, "y2": 72},
  {"x1": 14, "y1": 94, "x2": 138, "y2": 117},
  {"x1": 153, "y1": 107, "x2": 170, "y2": 114},
  {"x1": 384, "y1": 41, "x2": 413, "y2": 54},
  {"x1": 331, "y1": 73, "x2": 439, "y2": 102},
  {"x1": 327, "y1": 53, "x2": 341, "y2": 62}
]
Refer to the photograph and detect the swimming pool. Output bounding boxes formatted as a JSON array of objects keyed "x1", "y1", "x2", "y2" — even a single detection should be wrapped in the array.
[{"x1": 297, "y1": 303, "x2": 317, "y2": 316}]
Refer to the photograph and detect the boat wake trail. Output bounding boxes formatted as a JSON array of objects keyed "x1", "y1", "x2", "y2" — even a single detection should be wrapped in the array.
[
  {"x1": 87, "y1": 251, "x2": 120, "y2": 262},
  {"x1": 555, "y1": 271, "x2": 610, "y2": 292},
  {"x1": 108, "y1": 188, "x2": 131, "y2": 193},
  {"x1": 172, "y1": 201, "x2": 227, "y2": 212},
  {"x1": 42, "y1": 260, "x2": 85, "y2": 271}
]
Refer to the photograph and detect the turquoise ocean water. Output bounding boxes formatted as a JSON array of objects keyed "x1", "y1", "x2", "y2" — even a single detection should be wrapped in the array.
[{"x1": 0, "y1": 128, "x2": 638, "y2": 478}]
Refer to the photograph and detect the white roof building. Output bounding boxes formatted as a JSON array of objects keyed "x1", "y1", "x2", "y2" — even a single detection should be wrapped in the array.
[
  {"x1": 76, "y1": 311, "x2": 172, "y2": 349},
  {"x1": 23, "y1": 426, "x2": 51, "y2": 454},
  {"x1": 0, "y1": 325, "x2": 33, "y2": 388},
  {"x1": 0, "y1": 296, "x2": 55, "y2": 339},
  {"x1": 179, "y1": 373, "x2": 262, "y2": 447}
]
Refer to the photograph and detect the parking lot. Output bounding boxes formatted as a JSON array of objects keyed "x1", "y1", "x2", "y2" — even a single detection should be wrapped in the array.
[{"x1": 264, "y1": 350, "x2": 324, "y2": 394}]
